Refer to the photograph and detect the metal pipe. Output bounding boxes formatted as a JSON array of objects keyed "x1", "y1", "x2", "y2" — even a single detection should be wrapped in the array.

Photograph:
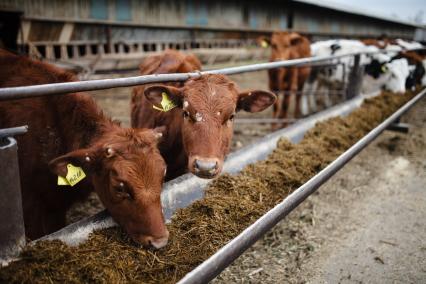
[
  {"x1": 0, "y1": 137, "x2": 26, "y2": 264},
  {"x1": 177, "y1": 89, "x2": 426, "y2": 284},
  {"x1": 1, "y1": 49, "x2": 421, "y2": 101},
  {"x1": 0, "y1": 126, "x2": 28, "y2": 139},
  {"x1": 234, "y1": 118, "x2": 296, "y2": 124}
]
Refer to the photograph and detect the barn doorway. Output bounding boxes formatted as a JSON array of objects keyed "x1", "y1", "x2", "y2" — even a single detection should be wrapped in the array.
[{"x1": 0, "y1": 11, "x2": 22, "y2": 52}]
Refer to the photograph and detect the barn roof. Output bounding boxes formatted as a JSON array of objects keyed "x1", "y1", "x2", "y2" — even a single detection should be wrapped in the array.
[{"x1": 293, "y1": 0, "x2": 421, "y2": 28}]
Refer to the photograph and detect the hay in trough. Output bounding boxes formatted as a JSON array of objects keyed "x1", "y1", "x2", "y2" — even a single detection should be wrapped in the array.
[{"x1": 0, "y1": 90, "x2": 418, "y2": 283}]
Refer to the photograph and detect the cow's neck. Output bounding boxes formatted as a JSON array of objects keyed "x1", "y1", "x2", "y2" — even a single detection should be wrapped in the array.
[{"x1": 52, "y1": 93, "x2": 115, "y2": 151}]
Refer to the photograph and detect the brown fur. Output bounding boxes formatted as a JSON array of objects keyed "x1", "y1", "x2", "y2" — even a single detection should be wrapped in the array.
[
  {"x1": 131, "y1": 50, "x2": 276, "y2": 180},
  {"x1": 0, "y1": 50, "x2": 168, "y2": 247},
  {"x1": 361, "y1": 39, "x2": 387, "y2": 49},
  {"x1": 265, "y1": 32, "x2": 311, "y2": 127}
]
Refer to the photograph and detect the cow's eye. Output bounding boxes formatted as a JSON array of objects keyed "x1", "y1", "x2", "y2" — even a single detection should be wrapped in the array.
[
  {"x1": 183, "y1": 111, "x2": 190, "y2": 119},
  {"x1": 229, "y1": 114, "x2": 235, "y2": 121}
]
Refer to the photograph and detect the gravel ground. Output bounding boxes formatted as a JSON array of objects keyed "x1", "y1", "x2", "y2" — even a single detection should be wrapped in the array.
[{"x1": 213, "y1": 96, "x2": 426, "y2": 283}]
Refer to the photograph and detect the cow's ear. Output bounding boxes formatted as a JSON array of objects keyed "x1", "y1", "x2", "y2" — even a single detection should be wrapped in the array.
[
  {"x1": 237, "y1": 90, "x2": 276, "y2": 113},
  {"x1": 152, "y1": 126, "x2": 167, "y2": 141},
  {"x1": 49, "y1": 148, "x2": 97, "y2": 177},
  {"x1": 257, "y1": 36, "x2": 271, "y2": 48},
  {"x1": 290, "y1": 33, "x2": 303, "y2": 45},
  {"x1": 144, "y1": 85, "x2": 183, "y2": 108}
]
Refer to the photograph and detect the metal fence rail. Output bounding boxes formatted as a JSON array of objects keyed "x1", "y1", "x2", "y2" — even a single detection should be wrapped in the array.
[
  {"x1": 177, "y1": 87, "x2": 426, "y2": 284},
  {"x1": 0, "y1": 49, "x2": 413, "y2": 101}
]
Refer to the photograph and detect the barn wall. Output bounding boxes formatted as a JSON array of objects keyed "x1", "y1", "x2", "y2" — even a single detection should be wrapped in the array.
[{"x1": 0, "y1": 0, "x2": 417, "y2": 44}]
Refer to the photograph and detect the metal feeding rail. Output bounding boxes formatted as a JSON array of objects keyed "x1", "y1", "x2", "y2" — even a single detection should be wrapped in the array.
[
  {"x1": 0, "y1": 49, "x2": 405, "y2": 101},
  {"x1": 178, "y1": 87, "x2": 426, "y2": 284}
]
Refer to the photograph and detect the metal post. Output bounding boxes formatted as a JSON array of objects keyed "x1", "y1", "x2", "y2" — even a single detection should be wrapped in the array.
[
  {"x1": 0, "y1": 127, "x2": 27, "y2": 263},
  {"x1": 346, "y1": 54, "x2": 363, "y2": 99}
]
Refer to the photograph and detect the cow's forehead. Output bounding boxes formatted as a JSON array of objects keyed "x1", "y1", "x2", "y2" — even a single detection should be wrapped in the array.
[
  {"x1": 100, "y1": 127, "x2": 158, "y2": 149},
  {"x1": 272, "y1": 33, "x2": 290, "y2": 44},
  {"x1": 183, "y1": 76, "x2": 239, "y2": 111}
]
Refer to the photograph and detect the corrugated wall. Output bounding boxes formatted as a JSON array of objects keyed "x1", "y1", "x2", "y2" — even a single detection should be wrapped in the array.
[{"x1": 0, "y1": 0, "x2": 417, "y2": 43}]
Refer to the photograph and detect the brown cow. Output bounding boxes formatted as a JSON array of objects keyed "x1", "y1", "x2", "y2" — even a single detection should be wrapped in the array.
[
  {"x1": 131, "y1": 50, "x2": 276, "y2": 180},
  {"x1": 261, "y1": 32, "x2": 311, "y2": 128},
  {"x1": 0, "y1": 50, "x2": 169, "y2": 249},
  {"x1": 361, "y1": 39, "x2": 387, "y2": 49}
]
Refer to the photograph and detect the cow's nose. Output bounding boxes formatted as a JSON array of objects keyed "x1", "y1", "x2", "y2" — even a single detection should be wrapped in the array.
[
  {"x1": 136, "y1": 230, "x2": 169, "y2": 249},
  {"x1": 147, "y1": 235, "x2": 169, "y2": 249},
  {"x1": 194, "y1": 159, "x2": 219, "y2": 173}
]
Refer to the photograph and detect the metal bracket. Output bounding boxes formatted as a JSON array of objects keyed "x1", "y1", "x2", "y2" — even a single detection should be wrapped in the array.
[{"x1": 386, "y1": 122, "x2": 410, "y2": 133}]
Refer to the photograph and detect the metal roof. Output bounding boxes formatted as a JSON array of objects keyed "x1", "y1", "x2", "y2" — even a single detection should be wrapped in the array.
[{"x1": 293, "y1": 0, "x2": 422, "y2": 28}]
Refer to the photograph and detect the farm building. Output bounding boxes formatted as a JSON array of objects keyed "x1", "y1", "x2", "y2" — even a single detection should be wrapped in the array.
[{"x1": 0, "y1": 0, "x2": 424, "y2": 59}]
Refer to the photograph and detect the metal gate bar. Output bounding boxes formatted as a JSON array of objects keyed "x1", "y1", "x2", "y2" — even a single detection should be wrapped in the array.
[
  {"x1": 2, "y1": 48, "x2": 424, "y2": 101},
  {"x1": 177, "y1": 89, "x2": 426, "y2": 284}
]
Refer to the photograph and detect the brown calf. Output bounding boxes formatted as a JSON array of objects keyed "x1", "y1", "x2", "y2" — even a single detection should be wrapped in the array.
[
  {"x1": 0, "y1": 50, "x2": 168, "y2": 248},
  {"x1": 261, "y1": 32, "x2": 311, "y2": 128},
  {"x1": 131, "y1": 50, "x2": 276, "y2": 180}
]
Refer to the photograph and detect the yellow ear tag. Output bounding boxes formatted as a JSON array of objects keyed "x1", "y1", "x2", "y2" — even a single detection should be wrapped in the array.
[
  {"x1": 261, "y1": 40, "x2": 269, "y2": 48},
  {"x1": 57, "y1": 176, "x2": 69, "y2": 186},
  {"x1": 57, "y1": 164, "x2": 86, "y2": 187},
  {"x1": 152, "y1": 92, "x2": 177, "y2": 112}
]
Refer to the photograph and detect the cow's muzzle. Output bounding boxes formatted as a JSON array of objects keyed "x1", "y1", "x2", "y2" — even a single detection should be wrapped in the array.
[
  {"x1": 191, "y1": 157, "x2": 221, "y2": 178},
  {"x1": 131, "y1": 230, "x2": 169, "y2": 249}
]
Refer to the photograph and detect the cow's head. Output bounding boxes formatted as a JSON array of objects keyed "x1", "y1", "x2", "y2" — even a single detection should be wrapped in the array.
[
  {"x1": 365, "y1": 59, "x2": 388, "y2": 79},
  {"x1": 49, "y1": 127, "x2": 169, "y2": 249},
  {"x1": 144, "y1": 74, "x2": 276, "y2": 179},
  {"x1": 268, "y1": 32, "x2": 305, "y2": 60},
  {"x1": 384, "y1": 58, "x2": 410, "y2": 94}
]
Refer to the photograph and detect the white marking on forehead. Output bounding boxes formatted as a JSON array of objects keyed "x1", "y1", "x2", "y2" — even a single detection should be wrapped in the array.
[
  {"x1": 195, "y1": 112, "x2": 203, "y2": 122},
  {"x1": 216, "y1": 111, "x2": 221, "y2": 116},
  {"x1": 211, "y1": 90, "x2": 216, "y2": 96},
  {"x1": 183, "y1": 101, "x2": 189, "y2": 109}
]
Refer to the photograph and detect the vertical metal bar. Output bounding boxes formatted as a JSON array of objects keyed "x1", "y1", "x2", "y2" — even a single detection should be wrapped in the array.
[
  {"x1": 0, "y1": 137, "x2": 25, "y2": 263},
  {"x1": 346, "y1": 54, "x2": 362, "y2": 99},
  {"x1": 60, "y1": 44, "x2": 68, "y2": 60}
]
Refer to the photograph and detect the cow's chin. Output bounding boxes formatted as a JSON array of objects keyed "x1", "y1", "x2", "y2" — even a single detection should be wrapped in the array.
[{"x1": 193, "y1": 170, "x2": 220, "y2": 179}]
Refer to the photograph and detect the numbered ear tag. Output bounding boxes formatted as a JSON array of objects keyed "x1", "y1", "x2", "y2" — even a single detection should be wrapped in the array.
[
  {"x1": 57, "y1": 164, "x2": 86, "y2": 187},
  {"x1": 261, "y1": 40, "x2": 269, "y2": 48},
  {"x1": 153, "y1": 92, "x2": 177, "y2": 112},
  {"x1": 57, "y1": 176, "x2": 69, "y2": 186}
]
